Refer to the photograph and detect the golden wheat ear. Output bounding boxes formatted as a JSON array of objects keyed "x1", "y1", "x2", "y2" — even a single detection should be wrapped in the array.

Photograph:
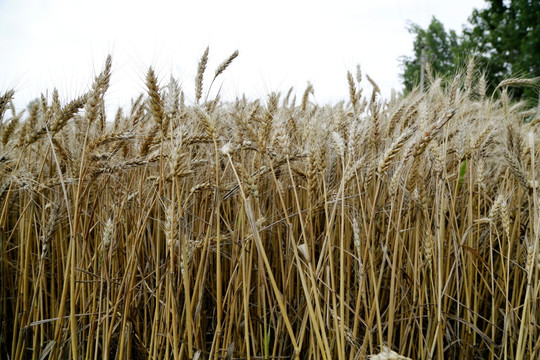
[
  {"x1": 146, "y1": 67, "x2": 164, "y2": 126},
  {"x1": 205, "y1": 50, "x2": 239, "y2": 103},
  {"x1": 0, "y1": 89, "x2": 15, "y2": 121},
  {"x1": 195, "y1": 46, "x2": 209, "y2": 104}
]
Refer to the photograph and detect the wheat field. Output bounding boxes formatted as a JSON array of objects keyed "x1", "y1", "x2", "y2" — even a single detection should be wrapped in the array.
[{"x1": 1, "y1": 52, "x2": 539, "y2": 360}]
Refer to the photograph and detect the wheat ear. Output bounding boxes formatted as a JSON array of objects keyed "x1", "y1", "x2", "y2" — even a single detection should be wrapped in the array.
[
  {"x1": 377, "y1": 126, "x2": 416, "y2": 175},
  {"x1": 215, "y1": 50, "x2": 239, "y2": 79},
  {"x1": 195, "y1": 46, "x2": 210, "y2": 104},
  {"x1": 0, "y1": 89, "x2": 15, "y2": 121},
  {"x1": 146, "y1": 67, "x2": 164, "y2": 126},
  {"x1": 496, "y1": 77, "x2": 540, "y2": 91}
]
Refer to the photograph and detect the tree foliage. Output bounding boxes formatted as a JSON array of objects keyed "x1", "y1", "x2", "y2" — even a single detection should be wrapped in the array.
[
  {"x1": 401, "y1": 0, "x2": 540, "y2": 101},
  {"x1": 400, "y1": 17, "x2": 460, "y2": 92},
  {"x1": 463, "y1": 0, "x2": 540, "y2": 99}
]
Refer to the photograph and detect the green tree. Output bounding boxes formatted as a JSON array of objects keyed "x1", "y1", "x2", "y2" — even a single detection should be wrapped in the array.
[
  {"x1": 400, "y1": 17, "x2": 461, "y2": 92},
  {"x1": 462, "y1": 0, "x2": 540, "y2": 100}
]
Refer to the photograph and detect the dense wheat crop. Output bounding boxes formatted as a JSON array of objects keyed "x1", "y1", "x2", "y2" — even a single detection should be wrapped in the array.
[{"x1": 1, "y1": 53, "x2": 539, "y2": 360}]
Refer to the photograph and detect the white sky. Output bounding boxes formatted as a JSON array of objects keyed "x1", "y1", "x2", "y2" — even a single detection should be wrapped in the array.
[{"x1": 0, "y1": 0, "x2": 486, "y2": 113}]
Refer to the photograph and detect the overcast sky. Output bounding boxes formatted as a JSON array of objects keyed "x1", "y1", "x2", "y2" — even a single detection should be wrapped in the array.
[{"x1": 0, "y1": 0, "x2": 486, "y2": 112}]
